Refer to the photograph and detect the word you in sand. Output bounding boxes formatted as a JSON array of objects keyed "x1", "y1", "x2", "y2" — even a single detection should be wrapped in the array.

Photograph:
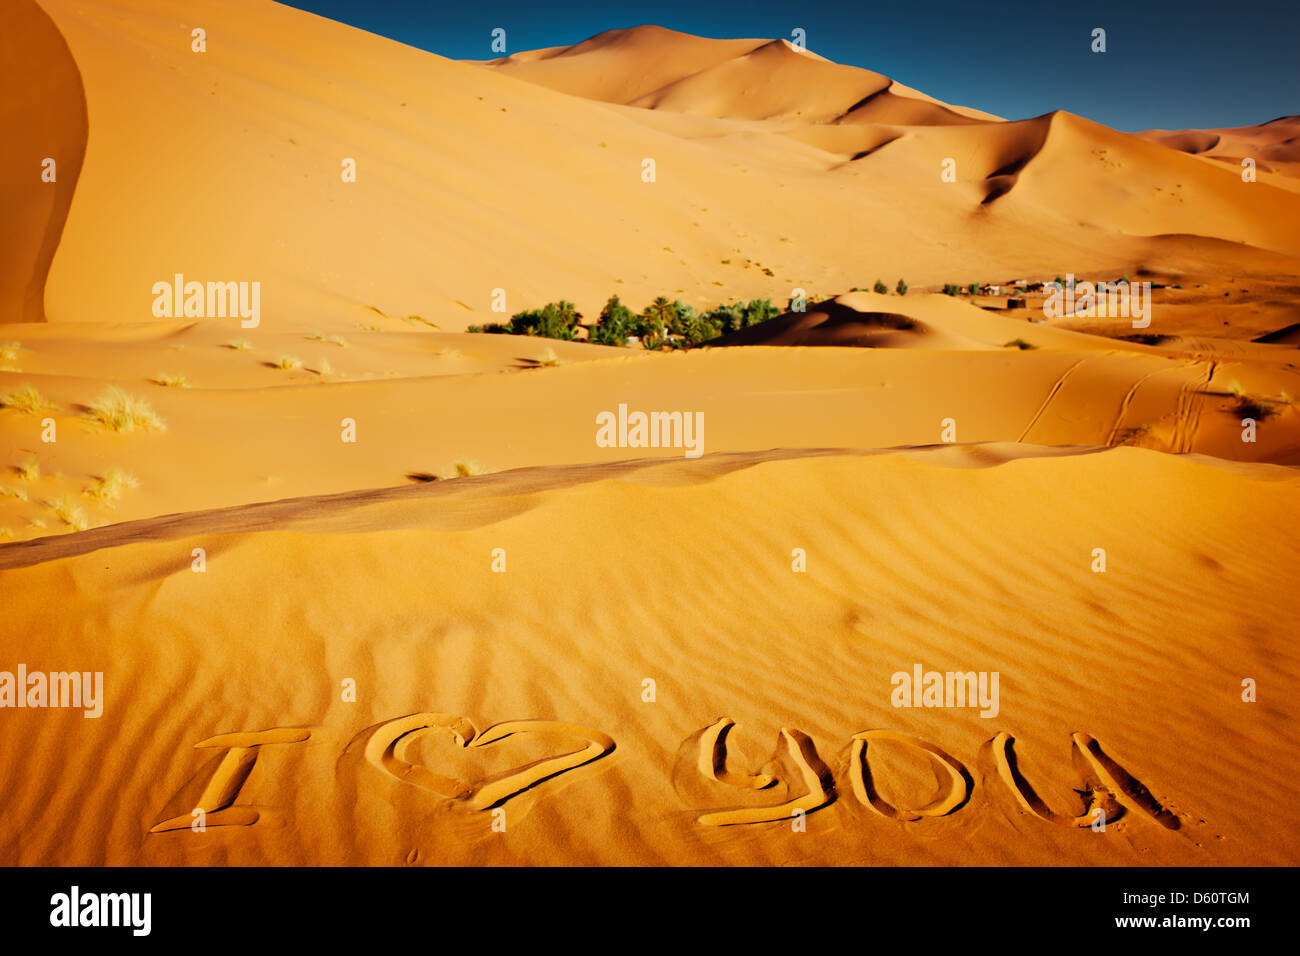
[
  {"x1": 151, "y1": 273, "x2": 260, "y2": 328},
  {"x1": 0, "y1": 664, "x2": 103, "y2": 718},
  {"x1": 891, "y1": 665, "x2": 999, "y2": 718},
  {"x1": 147, "y1": 711, "x2": 1180, "y2": 834},
  {"x1": 595, "y1": 403, "x2": 704, "y2": 458}
]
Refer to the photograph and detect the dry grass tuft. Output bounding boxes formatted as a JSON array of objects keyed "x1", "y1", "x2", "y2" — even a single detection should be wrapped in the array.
[
  {"x1": 48, "y1": 496, "x2": 90, "y2": 531},
  {"x1": 0, "y1": 384, "x2": 55, "y2": 415},
  {"x1": 83, "y1": 387, "x2": 166, "y2": 433},
  {"x1": 84, "y1": 467, "x2": 140, "y2": 506}
]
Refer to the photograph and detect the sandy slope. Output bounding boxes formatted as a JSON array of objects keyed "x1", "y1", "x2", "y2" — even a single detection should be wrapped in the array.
[
  {"x1": 1138, "y1": 116, "x2": 1300, "y2": 188},
  {"x1": 10, "y1": 0, "x2": 1298, "y2": 332},
  {"x1": 2, "y1": 445, "x2": 1297, "y2": 865},
  {"x1": 0, "y1": 0, "x2": 86, "y2": 323},
  {"x1": 483, "y1": 24, "x2": 1003, "y2": 123},
  {"x1": 1, "y1": 0, "x2": 1298, "y2": 867},
  {"x1": 4, "y1": 293, "x2": 1300, "y2": 542}
]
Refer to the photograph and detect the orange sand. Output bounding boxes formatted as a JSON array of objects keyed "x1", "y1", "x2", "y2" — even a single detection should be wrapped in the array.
[{"x1": 1, "y1": 0, "x2": 1298, "y2": 866}]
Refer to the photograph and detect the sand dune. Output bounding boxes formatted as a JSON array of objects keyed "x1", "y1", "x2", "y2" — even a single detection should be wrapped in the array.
[
  {"x1": 711, "y1": 291, "x2": 1146, "y2": 350},
  {"x1": 482, "y1": 25, "x2": 768, "y2": 104},
  {"x1": 1139, "y1": 116, "x2": 1300, "y2": 186},
  {"x1": 2, "y1": 445, "x2": 1298, "y2": 864},
  {"x1": 10, "y1": 0, "x2": 1297, "y2": 333},
  {"x1": 0, "y1": 0, "x2": 86, "y2": 324},
  {"x1": 485, "y1": 24, "x2": 1001, "y2": 125},
  {"x1": 1, "y1": 0, "x2": 1298, "y2": 868}
]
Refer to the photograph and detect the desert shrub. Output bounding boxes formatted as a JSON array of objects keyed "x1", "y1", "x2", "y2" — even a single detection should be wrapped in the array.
[
  {"x1": 48, "y1": 496, "x2": 90, "y2": 531},
  {"x1": 1113, "y1": 424, "x2": 1152, "y2": 447},
  {"x1": 740, "y1": 298, "x2": 779, "y2": 328},
  {"x1": 1232, "y1": 396, "x2": 1277, "y2": 420},
  {"x1": 895, "y1": 279, "x2": 908, "y2": 296},
  {"x1": 83, "y1": 387, "x2": 165, "y2": 432},
  {"x1": 687, "y1": 318, "x2": 721, "y2": 345},
  {"x1": 670, "y1": 302, "x2": 724, "y2": 346},
  {"x1": 668, "y1": 301, "x2": 699, "y2": 335},
  {"x1": 154, "y1": 373, "x2": 191, "y2": 388},
  {"x1": 638, "y1": 297, "x2": 678, "y2": 337},
  {"x1": 873, "y1": 279, "x2": 889, "y2": 294},
  {"x1": 639, "y1": 323, "x2": 667, "y2": 350},
  {"x1": 273, "y1": 355, "x2": 302, "y2": 370},
  {"x1": 85, "y1": 468, "x2": 139, "y2": 506},
  {"x1": 590, "y1": 295, "x2": 637, "y2": 346},
  {"x1": 1003, "y1": 338, "x2": 1037, "y2": 350},
  {"x1": 507, "y1": 301, "x2": 581, "y2": 340},
  {"x1": 943, "y1": 284, "x2": 961, "y2": 296},
  {"x1": 704, "y1": 303, "x2": 746, "y2": 334},
  {"x1": 452, "y1": 459, "x2": 487, "y2": 478},
  {"x1": 0, "y1": 384, "x2": 55, "y2": 414}
]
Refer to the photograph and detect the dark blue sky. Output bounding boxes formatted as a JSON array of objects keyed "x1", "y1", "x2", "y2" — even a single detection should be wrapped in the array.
[{"x1": 279, "y1": 0, "x2": 1298, "y2": 131}]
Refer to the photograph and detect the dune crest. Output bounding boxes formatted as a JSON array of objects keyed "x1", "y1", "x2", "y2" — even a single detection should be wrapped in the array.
[
  {"x1": 13, "y1": 3, "x2": 1297, "y2": 328},
  {"x1": 0, "y1": 0, "x2": 87, "y2": 323}
]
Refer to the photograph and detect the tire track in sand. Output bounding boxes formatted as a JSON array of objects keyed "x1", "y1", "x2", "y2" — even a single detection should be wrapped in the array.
[{"x1": 1017, "y1": 357, "x2": 1089, "y2": 443}]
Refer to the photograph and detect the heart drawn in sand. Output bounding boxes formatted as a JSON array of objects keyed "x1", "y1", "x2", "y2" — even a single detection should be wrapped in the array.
[{"x1": 363, "y1": 712, "x2": 615, "y2": 810}]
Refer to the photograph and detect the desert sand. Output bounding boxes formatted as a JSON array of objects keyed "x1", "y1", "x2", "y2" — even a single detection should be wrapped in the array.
[{"x1": 1, "y1": 0, "x2": 1298, "y2": 866}]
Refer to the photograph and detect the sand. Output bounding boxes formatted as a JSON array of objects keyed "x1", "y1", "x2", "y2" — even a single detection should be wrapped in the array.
[
  {"x1": 3, "y1": 445, "x2": 1299, "y2": 864},
  {"x1": 1, "y1": 0, "x2": 1298, "y2": 866}
]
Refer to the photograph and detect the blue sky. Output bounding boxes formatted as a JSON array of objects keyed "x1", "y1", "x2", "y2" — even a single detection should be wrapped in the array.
[{"x1": 279, "y1": 0, "x2": 1299, "y2": 131}]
